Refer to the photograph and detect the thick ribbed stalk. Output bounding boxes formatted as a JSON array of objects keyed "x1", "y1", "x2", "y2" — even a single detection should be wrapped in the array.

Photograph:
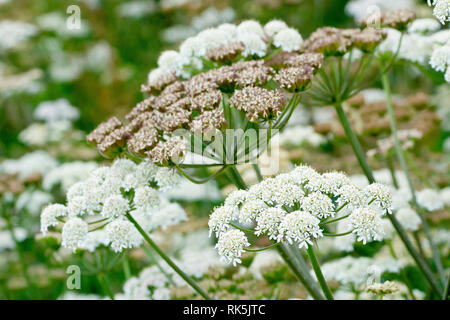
[
  {"x1": 335, "y1": 104, "x2": 374, "y2": 181},
  {"x1": 125, "y1": 213, "x2": 212, "y2": 300},
  {"x1": 381, "y1": 71, "x2": 445, "y2": 285},
  {"x1": 334, "y1": 102, "x2": 443, "y2": 297},
  {"x1": 306, "y1": 245, "x2": 333, "y2": 300},
  {"x1": 276, "y1": 244, "x2": 324, "y2": 300}
]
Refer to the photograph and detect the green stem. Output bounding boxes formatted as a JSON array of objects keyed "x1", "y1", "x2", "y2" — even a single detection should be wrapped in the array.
[
  {"x1": 443, "y1": 274, "x2": 449, "y2": 300},
  {"x1": 126, "y1": 213, "x2": 211, "y2": 300},
  {"x1": 381, "y1": 70, "x2": 445, "y2": 286},
  {"x1": 386, "y1": 155, "x2": 399, "y2": 189},
  {"x1": 387, "y1": 241, "x2": 416, "y2": 300},
  {"x1": 97, "y1": 273, "x2": 114, "y2": 300},
  {"x1": 307, "y1": 245, "x2": 334, "y2": 300},
  {"x1": 276, "y1": 244, "x2": 324, "y2": 300},
  {"x1": 404, "y1": 152, "x2": 436, "y2": 189},
  {"x1": 228, "y1": 165, "x2": 247, "y2": 189},
  {"x1": 334, "y1": 101, "x2": 443, "y2": 297},
  {"x1": 323, "y1": 230, "x2": 353, "y2": 237},
  {"x1": 142, "y1": 246, "x2": 176, "y2": 286},
  {"x1": 335, "y1": 104, "x2": 374, "y2": 181},
  {"x1": 245, "y1": 242, "x2": 280, "y2": 252},
  {"x1": 122, "y1": 258, "x2": 131, "y2": 280},
  {"x1": 4, "y1": 213, "x2": 36, "y2": 299},
  {"x1": 252, "y1": 163, "x2": 263, "y2": 182},
  {"x1": 175, "y1": 165, "x2": 228, "y2": 184},
  {"x1": 320, "y1": 213, "x2": 350, "y2": 226},
  {"x1": 229, "y1": 222, "x2": 254, "y2": 234}
]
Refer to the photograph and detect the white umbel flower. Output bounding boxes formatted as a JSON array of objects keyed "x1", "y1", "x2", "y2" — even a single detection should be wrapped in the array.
[
  {"x1": 396, "y1": 207, "x2": 421, "y2": 231},
  {"x1": 273, "y1": 173, "x2": 305, "y2": 206},
  {"x1": 416, "y1": 188, "x2": 444, "y2": 211},
  {"x1": 301, "y1": 191, "x2": 334, "y2": 219},
  {"x1": 247, "y1": 178, "x2": 278, "y2": 205},
  {"x1": 236, "y1": 20, "x2": 265, "y2": 38},
  {"x1": 111, "y1": 158, "x2": 137, "y2": 178},
  {"x1": 319, "y1": 172, "x2": 350, "y2": 195},
  {"x1": 290, "y1": 164, "x2": 321, "y2": 186},
  {"x1": 430, "y1": 44, "x2": 450, "y2": 72},
  {"x1": 208, "y1": 206, "x2": 235, "y2": 237},
  {"x1": 134, "y1": 186, "x2": 160, "y2": 212},
  {"x1": 154, "y1": 167, "x2": 181, "y2": 190},
  {"x1": 157, "y1": 50, "x2": 188, "y2": 76},
  {"x1": 105, "y1": 219, "x2": 141, "y2": 252},
  {"x1": 278, "y1": 210, "x2": 322, "y2": 248},
  {"x1": 408, "y1": 18, "x2": 441, "y2": 34},
  {"x1": 428, "y1": 0, "x2": 450, "y2": 25},
  {"x1": 66, "y1": 181, "x2": 86, "y2": 201},
  {"x1": 239, "y1": 199, "x2": 267, "y2": 224},
  {"x1": 255, "y1": 207, "x2": 286, "y2": 240},
  {"x1": 67, "y1": 195, "x2": 89, "y2": 217},
  {"x1": 101, "y1": 195, "x2": 130, "y2": 219},
  {"x1": 337, "y1": 184, "x2": 367, "y2": 208},
  {"x1": 224, "y1": 190, "x2": 248, "y2": 209},
  {"x1": 61, "y1": 217, "x2": 88, "y2": 251},
  {"x1": 264, "y1": 20, "x2": 288, "y2": 37},
  {"x1": 41, "y1": 204, "x2": 67, "y2": 234},
  {"x1": 349, "y1": 207, "x2": 384, "y2": 244},
  {"x1": 365, "y1": 183, "x2": 393, "y2": 213},
  {"x1": 238, "y1": 32, "x2": 267, "y2": 57},
  {"x1": 216, "y1": 229, "x2": 250, "y2": 266},
  {"x1": 272, "y1": 28, "x2": 303, "y2": 52}
]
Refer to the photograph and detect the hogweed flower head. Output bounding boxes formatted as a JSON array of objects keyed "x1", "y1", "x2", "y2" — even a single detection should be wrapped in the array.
[
  {"x1": 40, "y1": 158, "x2": 185, "y2": 253},
  {"x1": 210, "y1": 165, "x2": 393, "y2": 265},
  {"x1": 360, "y1": 9, "x2": 416, "y2": 31},
  {"x1": 215, "y1": 229, "x2": 250, "y2": 266},
  {"x1": 428, "y1": 0, "x2": 450, "y2": 25},
  {"x1": 278, "y1": 210, "x2": 322, "y2": 248},
  {"x1": 349, "y1": 207, "x2": 385, "y2": 244},
  {"x1": 87, "y1": 20, "x2": 322, "y2": 168}
]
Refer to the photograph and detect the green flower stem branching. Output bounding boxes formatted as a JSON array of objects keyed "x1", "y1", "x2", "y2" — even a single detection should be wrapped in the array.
[
  {"x1": 320, "y1": 213, "x2": 350, "y2": 226},
  {"x1": 125, "y1": 213, "x2": 212, "y2": 300},
  {"x1": 229, "y1": 222, "x2": 254, "y2": 234},
  {"x1": 323, "y1": 230, "x2": 353, "y2": 237},
  {"x1": 306, "y1": 244, "x2": 334, "y2": 300},
  {"x1": 175, "y1": 164, "x2": 229, "y2": 184},
  {"x1": 244, "y1": 242, "x2": 280, "y2": 252},
  {"x1": 381, "y1": 68, "x2": 445, "y2": 286},
  {"x1": 333, "y1": 101, "x2": 443, "y2": 297}
]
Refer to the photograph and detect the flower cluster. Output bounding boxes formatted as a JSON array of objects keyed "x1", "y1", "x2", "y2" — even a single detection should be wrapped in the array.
[
  {"x1": 320, "y1": 255, "x2": 403, "y2": 288},
  {"x1": 40, "y1": 158, "x2": 185, "y2": 252},
  {"x1": 360, "y1": 9, "x2": 416, "y2": 30},
  {"x1": 209, "y1": 165, "x2": 393, "y2": 265},
  {"x1": 428, "y1": 0, "x2": 450, "y2": 25},
  {"x1": 302, "y1": 26, "x2": 387, "y2": 56},
  {"x1": 86, "y1": 20, "x2": 323, "y2": 164}
]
